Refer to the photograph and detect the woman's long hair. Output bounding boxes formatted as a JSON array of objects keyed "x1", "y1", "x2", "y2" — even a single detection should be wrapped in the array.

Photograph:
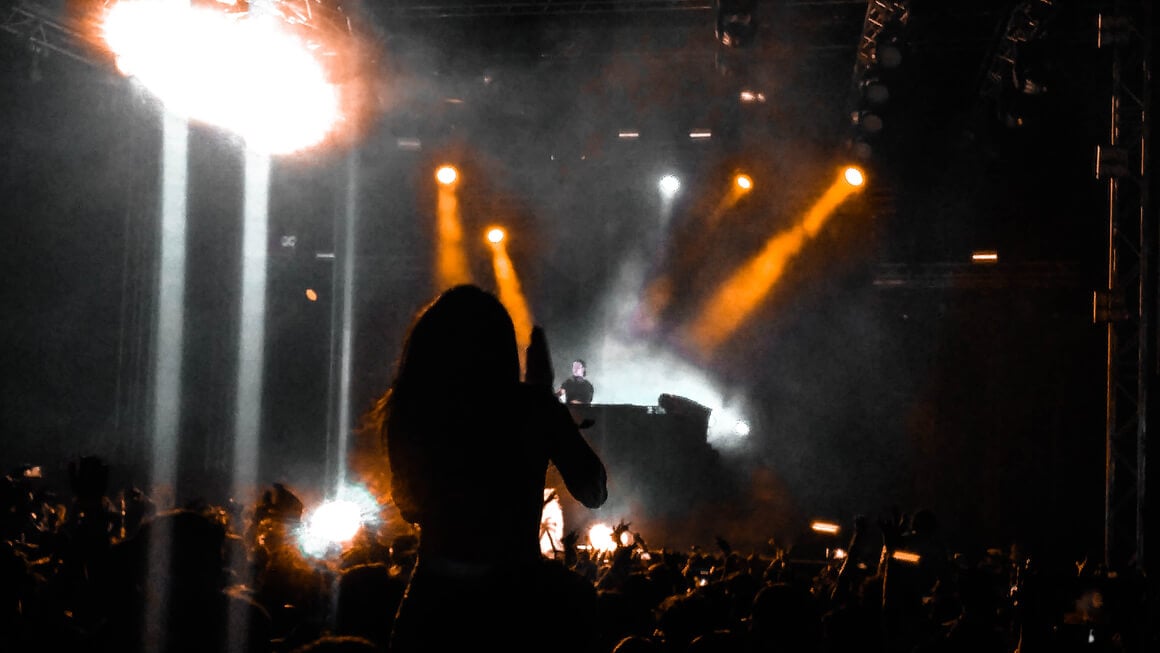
[{"x1": 377, "y1": 285, "x2": 521, "y2": 447}]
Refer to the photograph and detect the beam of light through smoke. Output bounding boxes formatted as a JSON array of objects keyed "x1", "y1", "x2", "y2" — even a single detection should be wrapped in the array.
[
  {"x1": 685, "y1": 172, "x2": 860, "y2": 355},
  {"x1": 145, "y1": 107, "x2": 188, "y2": 653},
  {"x1": 636, "y1": 179, "x2": 751, "y2": 329},
  {"x1": 436, "y1": 184, "x2": 471, "y2": 289},
  {"x1": 490, "y1": 237, "x2": 533, "y2": 368},
  {"x1": 232, "y1": 149, "x2": 270, "y2": 516},
  {"x1": 328, "y1": 150, "x2": 359, "y2": 493}
]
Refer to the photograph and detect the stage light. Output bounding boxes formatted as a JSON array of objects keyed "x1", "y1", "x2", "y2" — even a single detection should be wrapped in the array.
[
  {"x1": 305, "y1": 288, "x2": 318, "y2": 301},
  {"x1": 732, "y1": 419, "x2": 750, "y2": 436},
  {"x1": 861, "y1": 78, "x2": 890, "y2": 105},
  {"x1": 436, "y1": 165, "x2": 458, "y2": 185},
  {"x1": 486, "y1": 227, "x2": 505, "y2": 244},
  {"x1": 103, "y1": 0, "x2": 342, "y2": 154},
  {"x1": 587, "y1": 523, "x2": 618, "y2": 553},
  {"x1": 972, "y1": 250, "x2": 999, "y2": 264},
  {"x1": 735, "y1": 174, "x2": 753, "y2": 191},
  {"x1": 843, "y1": 166, "x2": 865, "y2": 187},
  {"x1": 853, "y1": 110, "x2": 884, "y2": 134},
  {"x1": 308, "y1": 500, "x2": 361, "y2": 543},
  {"x1": 396, "y1": 137, "x2": 422, "y2": 151},
  {"x1": 659, "y1": 174, "x2": 681, "y2": 197},
  {"x1": 297, "y1": 483, "x2": 379, "y2": 558},
  {"x1": 688, "y1": 169, "x2": 862, "y2": 353},
  {"x1": 810, "y1": 520, "x2": 841, "y2": 535},
  {"x1": 891, "y1": 550, "x2": 921, "y2": 563}
]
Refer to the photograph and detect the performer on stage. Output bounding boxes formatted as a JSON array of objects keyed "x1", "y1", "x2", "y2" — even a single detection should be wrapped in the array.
[{"x1": 557, "y1": 359, "x2": 594, "y2": 405}]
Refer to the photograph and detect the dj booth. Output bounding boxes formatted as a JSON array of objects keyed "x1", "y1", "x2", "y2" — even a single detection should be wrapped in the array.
[{"x1": 548, "y1": 396, "x2": 739, "y2": 544}]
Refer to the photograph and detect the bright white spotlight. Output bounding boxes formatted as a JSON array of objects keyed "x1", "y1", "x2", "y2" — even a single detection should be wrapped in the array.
[
  {"x1": 486, "y1": 227, "x2": 505, "y2": 244},
  {"x1": 103, "y1": 0, "x2": 341, "y2": 154},
  {"x1": 297, "y1": 483, "x2": 380, "y2": 558},
  {"x1": 436, "y1": 165, "x2": 458, "y2": 185},
  {"x1": 732, "y1": 419, "x2": 751, "y2": 436},
  {"x1": 658, "y1": 174, "x2": 681, "y2": 197},
  {"x1": 843, "y1": 166, "x2": 866, "y2": 187}
]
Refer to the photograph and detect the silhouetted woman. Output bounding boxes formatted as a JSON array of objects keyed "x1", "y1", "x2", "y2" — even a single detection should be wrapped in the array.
[{"x1": 373, "y1": 284, "x2": 607, "y2": 652}]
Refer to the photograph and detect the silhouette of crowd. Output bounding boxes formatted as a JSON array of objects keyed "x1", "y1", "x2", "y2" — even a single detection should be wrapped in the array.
[
  {"x1": 0, "y1": 454, "x2": 1153, "y2": 653},
  {"x1": 0, "y1": 285, "x2": 1152, "y2": 652}
]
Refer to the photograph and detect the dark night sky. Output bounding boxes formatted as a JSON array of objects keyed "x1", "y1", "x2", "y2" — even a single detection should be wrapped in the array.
[{"x1": 0, "y1": 0, "x2": 1122, "y2": 556}]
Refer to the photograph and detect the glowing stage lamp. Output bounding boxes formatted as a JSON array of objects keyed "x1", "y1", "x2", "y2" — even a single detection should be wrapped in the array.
[
  {"x1": 486, "y1": 227, "x2": 506, "y2": 244},
  {"x1": 735, "y1": 174, "x2": 753, "y2": 191},
  {"x1": 843, "y1": 166, "x2": 866, "y2": 187},
  {"x1": 436, "y1": 165, "x2": 458, "y2": 186},
  {"x1": 587, "y1": 523, "x2": 618, "y2": 553},
  {"x1": 892, "y1": 550, "x2": 921, "y2": 563},
  {"x1": 810, "y1": 520, "x2": 841, "y2": 535},
  {"x1": 297, "y1": 483, "x2": 380, "y2": 558},
  {"x1": 658, "y1": 174, "x2": 681, "y2": 197}
]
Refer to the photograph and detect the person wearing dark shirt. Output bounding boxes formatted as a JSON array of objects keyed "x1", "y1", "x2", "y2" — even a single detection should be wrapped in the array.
[{"x1": 558, "y1": 359, "x2": 594, "y2": 404}]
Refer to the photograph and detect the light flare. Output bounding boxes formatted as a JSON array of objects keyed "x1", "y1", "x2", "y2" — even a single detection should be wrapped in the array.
[
  {"x1": 298, "y1": 483, "x2": 380, "y2": 558},
  {"x1": 103, "y1": 0, "x2": 341, "y2": 154},
  {"x1": 587, "y1": 523, "x2": 618, "y2": 553}
]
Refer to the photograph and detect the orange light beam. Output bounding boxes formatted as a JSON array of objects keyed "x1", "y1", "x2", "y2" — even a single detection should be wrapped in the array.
[
  {"x1": 638, "y1": 182, "x2": 749, "y2": 328},
  {"x1": 687, "y1": 174, "x2": 859, "y2": 355},
  {"x1": 436, "y1": 185, "x2": 471, "y2": 289},
  {"x1": 489, "y1": 239, "x2": 533, "y2": 370}
]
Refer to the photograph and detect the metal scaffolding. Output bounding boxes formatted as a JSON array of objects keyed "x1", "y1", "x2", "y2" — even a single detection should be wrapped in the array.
[
  {"x1": 1098, "y1": 0, "x2": 1152, "y2": 574},
  {"x1": 0, "y1": 1, "x2": 105, "y2": 69}
]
